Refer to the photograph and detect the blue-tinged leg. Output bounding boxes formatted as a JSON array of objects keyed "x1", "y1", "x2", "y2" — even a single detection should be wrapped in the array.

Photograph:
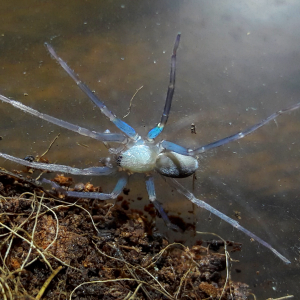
[
  {"x1": 167, "y1": 177, "x2": 290, "y2": 264},
  {"x1": 147, "y1": 34, "x2": 181, "y2": 140},
  {"x1": 0, "y1": 152, "x2": 116, "y2": 176},
  {"x1": 161, "y1": 140, "x2": 190, "y2": 156},
  {"x1": 145, "y1": 175, "x2": 180, "y2": 231},
  {"x1": 45, "y1": 43, "x2": 138, "y2": 140},
  {"x1": 162, "y1": 101, "x2": 300, "y2": 156},
  {"x1": 190, "y1": 101, "x2": 300, "y2": 155},
  {"x1": 0, "y1": 94, "x2": 126, "y2": 143},
  {"x1": 41, "y1": 173, "x2": 128, "y2": 200}
]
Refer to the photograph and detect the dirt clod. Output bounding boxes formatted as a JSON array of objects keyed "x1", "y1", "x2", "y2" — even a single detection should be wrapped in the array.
[{"x1": 0, "y1": 171, "x2": 250, "y2": 299}]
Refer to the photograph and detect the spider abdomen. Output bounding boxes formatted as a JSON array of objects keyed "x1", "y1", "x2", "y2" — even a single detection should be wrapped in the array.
[
  {"x1": 118, "y1": 144, "x2": 158, "y2": 173},
  {"x1": 155, "y1": 152, "x2": 198, "y2": 178}
]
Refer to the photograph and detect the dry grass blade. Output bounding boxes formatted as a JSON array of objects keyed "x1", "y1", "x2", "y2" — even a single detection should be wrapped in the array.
[
  {"x1": 123, "y1": 85, "x2": 144, "y2": 118},
  {"x1": 266, "y1": 296, "x2": 294, "y2": 300},
  {"x1": 0, "y1": 171, "x2": 275, "y2": 299},
  {"x1": 69, "y1": 278, "x2": 173, "y2": 300},
  {"x1": 35, "y1": 265, "x2": 63, "y2": 300},
  {"x1": 0, "y1": 221, "x2": 54, "y2": 272}
]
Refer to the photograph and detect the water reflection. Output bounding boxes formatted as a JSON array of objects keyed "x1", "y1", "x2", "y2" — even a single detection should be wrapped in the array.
[{"x1": 0, "y1": 0, "x2": 300, "y2": 298}]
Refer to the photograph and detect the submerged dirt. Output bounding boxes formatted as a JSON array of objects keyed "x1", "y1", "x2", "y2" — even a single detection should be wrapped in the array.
[{"x1": 0, "y1": 170, "x2": 250, "y2": 299}]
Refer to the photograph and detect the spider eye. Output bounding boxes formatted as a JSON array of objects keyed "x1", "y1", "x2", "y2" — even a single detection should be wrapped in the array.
[
  {"x1": 155, "y1": 152, "x2": 198, "y2": 178},
  {"x1": 117, "y1": 155, "x2": 123, "y2": 166}
]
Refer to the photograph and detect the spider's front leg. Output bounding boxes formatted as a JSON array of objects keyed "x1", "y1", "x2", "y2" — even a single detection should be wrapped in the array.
[
  {"x1": 147, "y1": 33, "x2": 181, "y2": 140},
  {"x1": 45, "y1": 43, "x2": 138, "y2": 140}
]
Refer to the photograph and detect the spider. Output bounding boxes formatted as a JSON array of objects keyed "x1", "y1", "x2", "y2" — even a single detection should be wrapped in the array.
[{"x1": 0, "y1": 34, "x2": 299, "y2": 264}]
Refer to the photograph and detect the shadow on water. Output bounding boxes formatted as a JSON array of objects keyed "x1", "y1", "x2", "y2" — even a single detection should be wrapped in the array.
[{"x1": 0, "y1": 0, "x2": 300, "y2": 298}]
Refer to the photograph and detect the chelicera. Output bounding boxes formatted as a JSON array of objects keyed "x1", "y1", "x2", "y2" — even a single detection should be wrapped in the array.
[{"x1": 1, "y1": 34, "x2": 299, "y2": 264}]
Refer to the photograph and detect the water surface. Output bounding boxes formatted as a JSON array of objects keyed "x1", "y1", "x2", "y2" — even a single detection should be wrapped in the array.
[{"x1": 0, "y1": 1, "x2": 300, "y2": 298}]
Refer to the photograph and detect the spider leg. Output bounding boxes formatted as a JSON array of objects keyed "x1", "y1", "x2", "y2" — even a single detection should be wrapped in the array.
[
  {"x1": 147, "y1": 34, "x2": 181, "y2": 139},
  {"x1": 41, "y1": 173, "x2": 128, "y2": 200},
  {"x1": 0, "y1": 152, "x2": 116, "y2": 175},
  {"x1": 167, "y1": 177, "x2": 291, "y2": 264},
  {"x1": 45, "y1": 43, "x2": 138, "y2": 140},
  {"x1": 145, "y1": 175, "x2": 180, "y2": 231},
  {"x1": 162, "y1": 101, "x2": 300, "y2": 156},
  {"x1": 0, "y1": 94, "x2": 126, "y2": 143}
]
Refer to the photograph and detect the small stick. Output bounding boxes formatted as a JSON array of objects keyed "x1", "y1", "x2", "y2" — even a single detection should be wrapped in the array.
[
  {"x1": 35, "y1": 133, "x2": 60, "y2": 180},
  {"x1": 35, "y1": 265, "x2": 63, "y2": 300},
  {"x1": 266, "y1": 296, "x2": 294, "y2": 300},
  {"x1": 39, "y1": 133, "x2": 60, "y2": 160},
  {"x1": 109, "y1": 243, "x2": 152, "y2": 300},
  {"x1": 123, "y1": 85, "x2": 143, "y2": 118}
]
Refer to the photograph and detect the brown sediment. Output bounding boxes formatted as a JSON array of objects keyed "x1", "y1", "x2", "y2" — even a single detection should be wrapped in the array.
[{"x1": 0, "y1": 170, "x2": 250, "y2": 299}]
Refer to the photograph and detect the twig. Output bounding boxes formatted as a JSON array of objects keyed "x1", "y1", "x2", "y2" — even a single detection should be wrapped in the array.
[
  {"x1": 35, "y1": 133, "x2": 60, "y2": 180},
  {"x1": 0, "y1": 279, "x2": 7, "y2": 300},
  {"x1": 93, "y1": 242, "x2": 173, "y2": 299},
  {"x1": 123, "y1": 86, "x2": 143, "y2": 118},
  {"x1": 39, "y1": 134, "x2": 60, "y2": 159},
  {"x1": 196, "y1": 231, "x2": 231, "y2": 300},
  {"x1": 266, "y1": 296, "x2": 294, "y2": 300},
  {"x1": 129, "y1": 283, "x2": 143, "y2": 300},
  {"x1": 0, "y1": 222, "x2": 54, "y2": 271},
  {"x1": 69, "y1": 278, "x2": 173, "y2": 300},
  {"x1": 35, "y1": 265, "x2": 63, "y2": 300},
  {"x1": 109, "y1": 243, "x2": 152, "y2": 300},
  {"x1": 0, "y1": 275, "x2": 13, "y2": 300},
  {"x1": 21, "y1": 193, "x2": 43, "y2": 270},
  {"x1": 174, "y1": 267, "x2": 191, "y2": 299}
]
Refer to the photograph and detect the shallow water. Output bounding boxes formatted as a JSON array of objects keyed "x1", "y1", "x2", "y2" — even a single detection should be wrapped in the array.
[{"x1": 1, "y1": 0, "x2": 300, "y2": 298}]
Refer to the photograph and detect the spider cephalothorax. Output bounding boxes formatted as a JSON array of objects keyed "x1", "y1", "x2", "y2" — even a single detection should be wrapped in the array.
[
  {"x1": 116, "y1": 138, "x2": 198, "y2": 177},
  {"x1": 1, "y1": 34, "x2": 299, "y2": 264}
]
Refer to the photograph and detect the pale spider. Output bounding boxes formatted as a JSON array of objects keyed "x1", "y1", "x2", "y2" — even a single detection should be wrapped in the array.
[{"x1": 0, "y1": 34, "x2": 299, "y2": 264}]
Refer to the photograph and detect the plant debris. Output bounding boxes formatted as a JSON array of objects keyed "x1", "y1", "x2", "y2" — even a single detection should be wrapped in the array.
[{"x1": 0, "y1": 170, "x2": 251, "y2": 299}]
